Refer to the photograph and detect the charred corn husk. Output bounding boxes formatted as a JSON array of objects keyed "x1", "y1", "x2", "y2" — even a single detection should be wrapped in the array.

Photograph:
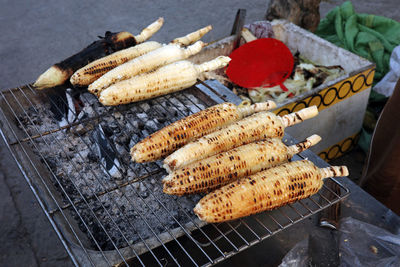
[
  {"x1": 163, "y1": 106, "x2": 318, "y2": 172},
  {"x1": 171, "y1": 25, "x2": 212, "y2": 46},
  {"x1": 194, "y1": 160, "x2": 349, "y2": 223},
  {"x1": 163, "y1": 135, "x2": 321, "y2": 195},
  {"x1": 99, "y1": 56, "x2": 231, "y2": 105},
  {"x1": 131, "y1": 101, "x2": 276, "y2": 163},
  {"x1": 33, "y1": 17, "x2": 164, "y2": 90},
  {"x1": 89, "y1": 25, "x2": 213, "y2": 95}
]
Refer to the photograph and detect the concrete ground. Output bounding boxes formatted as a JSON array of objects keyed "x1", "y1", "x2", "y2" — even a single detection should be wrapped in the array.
[{"x1": 0, "y1": 0, "x2": 399, "y2": 266}]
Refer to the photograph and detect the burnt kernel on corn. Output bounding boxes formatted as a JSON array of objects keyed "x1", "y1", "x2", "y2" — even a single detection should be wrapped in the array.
[
  {"x1": 93, "y1": 41, "x2": 208, "y2": 96},
  {"x1": 165, "y1": 108, "x2": 318, "y2": 171},
  {"x1": 132, "y1": 100, "x2": 277, "y2": 164},
  {"x1": 163, "y1": 138, "x2": 288, "y2": 195},
  {"x1": 163, "y1": 135, "x2": 321, "y2": 196},
  {"x1": 131, "y1": 101, "x2": 238, "y2": 162},
  {"x1": 193, "y1": 160, "x2": 348, "y2": 223}
]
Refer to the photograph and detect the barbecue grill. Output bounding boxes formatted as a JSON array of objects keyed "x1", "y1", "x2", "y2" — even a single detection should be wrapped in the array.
[{"x1": 0, "y1": 81, "x2": 349, "y2": 266}]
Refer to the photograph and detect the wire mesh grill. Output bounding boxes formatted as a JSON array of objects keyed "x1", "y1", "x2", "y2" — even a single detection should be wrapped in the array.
[{"x1": 0, "y1": 83, "x2": 349, "y2": 267}]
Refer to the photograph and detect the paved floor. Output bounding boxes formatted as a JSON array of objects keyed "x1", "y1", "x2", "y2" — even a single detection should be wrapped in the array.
[{"x1": 0, "y1": 0, "x2": 399, "y2": 266}]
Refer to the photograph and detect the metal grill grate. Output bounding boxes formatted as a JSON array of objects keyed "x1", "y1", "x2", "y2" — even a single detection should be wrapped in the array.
[{"x1": 0, "y1": 83, "x2": 349, "y2": 266}]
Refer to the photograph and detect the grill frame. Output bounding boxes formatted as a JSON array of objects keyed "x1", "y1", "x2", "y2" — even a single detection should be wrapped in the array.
[{"x1": 0, "y1": 82, "x2": 350, "y2": 267}]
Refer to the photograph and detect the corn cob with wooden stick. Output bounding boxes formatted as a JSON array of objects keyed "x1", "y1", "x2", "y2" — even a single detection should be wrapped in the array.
[
  {"x1": 194, "y1": 160, "x2": 349, "y2": 223},
  {"x1": 71, "y1": 25, "x2": 211, "y2": 87},
  {"x1": 163, "y1": 134, "x2": 321, "y2": 195},
  {"x1": 131, "y1": 100, "x2": 276, "y2": 163},
  {"x1": 163, "y1": 106, "x2": 319, "y2": 172},
  {"x1": 88, "y1": 26, "x2": 212, "y2": 95},
  {"x1": 33, "y1": 17, "x2": 164, "y2": 89},
  {"x1": 99, "y1": 56, "x2": 231, "y2": 105}
]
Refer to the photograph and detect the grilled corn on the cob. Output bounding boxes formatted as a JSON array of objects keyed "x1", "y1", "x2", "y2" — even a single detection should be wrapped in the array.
[
  {"x1": 194, "y1": 160, "x2": 349, "y2": 223},
  {"x1": 99, "y1": 56, "x2": 231, "y2": 105},
  {"x1": 70, "y1": 41, "x2": 163, "y2": 87},
  {"x1": 89, "y1": 26, "x2": 213, "y2": 95},
  {"x1": 89, "y1": 41, "x2": 207, "y2": 95},
  {"x1": 71, "y1": 24, "x2": 211, "y2": 87},
  {"x1": 131, "y1": 101, "x2": 276, "y2": 163},
  {"x1": 163, "y1": 106, "x2": 318, "y2": 172},
  {"x1": 163, "y1": 135, "x2": 321, "y2": 195},
  {"x1": 33, "y1": 17, "x2": 164, "y2": 90}
]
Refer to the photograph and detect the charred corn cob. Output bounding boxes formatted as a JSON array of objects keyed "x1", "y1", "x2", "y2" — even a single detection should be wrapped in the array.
[
  {"x1": 131, "y1": 101, "x2": 276, "y2": 163},
  {"x1": 164, "y1": 106, "x2": 319, "y2": 172},
  {"x1": 171, "y1": 25, "x2": 212, "y2": 46},
  {"x1": 33, "y1": 17, "x2": 164, "y2": 89},
  {"x1": 71, "y1": 24, "x2": 211, "y2": 87},
  {"x1": 194, "y1": 160, "x2": 349, "y2": 223},
  {"x1": 89, "y1": 26, "x2": 213, "y2": 95},
  {"x1": 163, "y1": 135, "x2": 321, "y2": 195},
  {"x1": 99, "y1": 56, "x2": 231, "y2": 105}
]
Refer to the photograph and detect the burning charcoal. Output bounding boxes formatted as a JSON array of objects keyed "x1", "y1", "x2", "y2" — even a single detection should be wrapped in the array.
[
  {"x1": 115, "y1": 144, "x2": 126, "y2": 155},
  {"x1": 139, "y1": 102, "x2": 151, "y2": 112},
  {"x1": 114, "y1": 112, "x2": 124, "y2": 121},
  {"x1": 90, "y1": 125, "x2": 123, "y2": 179},
  {"x1": 125, "y1": 117, "x2": 138, "y2": 130},
  {"x1": 79, "y1": 149, "x2": 90, "y2": 160},
  {"x1": 81, "y1": 105, "x2": 95, "y2": 118},
  {"x1": 136, "y1": 113, "x2": 147, "y2": 120},
  {"x1": 19, "y1": 89, "x2": 210, "y2": 250},
  {"x1": 80, "y1": 93, "x2": 98, "y2": 106},
  {"x1": 139, "y1": 182, "x2": 149, "y2": 198},
  {"x1": 137, "y1": 121, "x2": 145, "y2": 131},
  {"x1": 126, "y1": 169, "x2": 136, "y2": 181},
  {"x1": 145, "y1": 120, "x2": 158, "y2": 132},
  {"x1": 152, "y1": 104, "x2": 168, "y2": 116},
  {"x1": 140, "y1": 191, "x2": 149, "y2": 199},
  {"x1": 156, "y1": 116, "x2": 167, "y2": 124},
  {"x1": 132, "y1": 182, "x2": 140, "y2": 190},
  {"x1": 48, "y1": 88, "x2": 78, "y2": 128},
  {"x1": 139, "y1": 182, "x2": 147, "y2": 192},
  {"x1": 108, "y1": 120, "x2": 119, "y2": 131},
  {"x1": 141, "y1": 129, "x2": 150, "y2": 138},
  {"x1": 45, "y1": 157, "x2": 57, "y2": 170},
  {"x1": 113, "y1": 133, "x2": 130, "y2": 146},
  {"x1": 87, "y1": 152, "x2": 98, "y2": 163},
  {"x1": 103, "y1": 116, "x2": 114, "y2": 124},
  {"x1": 99, "y1": 124, "x2": 114, "y2": 137}
]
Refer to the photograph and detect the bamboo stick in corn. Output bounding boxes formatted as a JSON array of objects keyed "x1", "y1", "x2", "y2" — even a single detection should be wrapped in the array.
[
  {"x1": 131, "y1": 100, "x2": 276, "y2": 163},
  {"x1": 88, "y1": 26, "x2": 212, "y2": 95},
  {"x1": 34, "y1": 17, "x2": 164, "y2": 90},
  {"x1": 71, "y1": 24, "x2": 212, "y2": 87},
  {"x1": 163, "y1": 135, "x2": 321, "y2": 195},
  {"x1": 163, "y1": 106, "x2": 319, "y2": 172},
  {"x1": 194, "y1": 160, "x2": 349, "y2": 223},
  {"x1": 99, "y1": 56, "x2": 231, "y2": 106}
]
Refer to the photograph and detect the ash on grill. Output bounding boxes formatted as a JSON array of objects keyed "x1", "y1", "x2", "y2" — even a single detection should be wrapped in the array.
[{"x1": 18, "y1": 89, "x2": 206, "y2": 250}]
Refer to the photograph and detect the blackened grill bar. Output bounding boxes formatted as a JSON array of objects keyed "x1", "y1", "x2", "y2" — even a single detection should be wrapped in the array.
[{"x1": 0, "y1": 82, "x2": 349, "y2": 266}]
